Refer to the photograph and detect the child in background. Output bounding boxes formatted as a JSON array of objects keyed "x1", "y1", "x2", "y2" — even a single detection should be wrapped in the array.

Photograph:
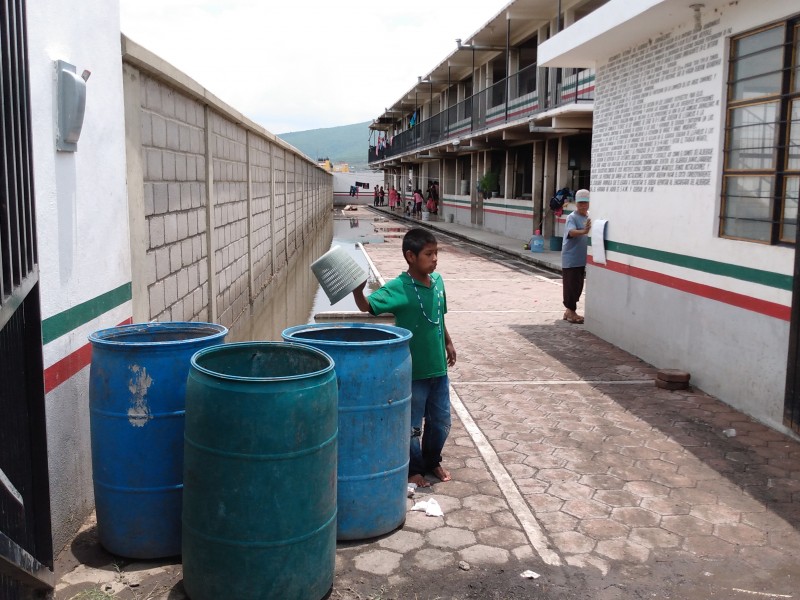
[
  {"x1": 426, "y1": 193, "x2": 437, "y2": 215},
  {"x1": 353, "y1": 228, "x2": 457, "y2": 487},
  {"x1": 413, "y1": 189, "x2": 424, "y2": 218}
]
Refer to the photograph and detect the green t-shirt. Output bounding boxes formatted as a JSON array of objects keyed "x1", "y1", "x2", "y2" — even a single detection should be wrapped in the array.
[{"x1": 367, "y1": 272, "x2": 448, "y2": 380}]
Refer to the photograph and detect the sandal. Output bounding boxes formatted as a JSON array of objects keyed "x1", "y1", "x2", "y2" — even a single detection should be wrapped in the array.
[{"x1": 564, "y1": 314, "x2": 584, "y2": 324}]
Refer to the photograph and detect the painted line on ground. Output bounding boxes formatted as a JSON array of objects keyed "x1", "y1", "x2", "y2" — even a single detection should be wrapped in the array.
[
  {"x1": 449, "y1": 310, "x2": 563, "y2": 314},
  {"x1": 357, "y1": 242, "x2": 386, "y2": 286},
  {"x1": 456, "y1": 380, "x2": 654, "y2": 386},
  {"x1": 449, "y1": 384, "x2": 562, "y2": 566}
]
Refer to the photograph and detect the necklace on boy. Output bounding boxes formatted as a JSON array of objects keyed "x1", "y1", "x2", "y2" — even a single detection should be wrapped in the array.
[{"x1": 407, "y1": 271, "x2": 442, "y2": 335}]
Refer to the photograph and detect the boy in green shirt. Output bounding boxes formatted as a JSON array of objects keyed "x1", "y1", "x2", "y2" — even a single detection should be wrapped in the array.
[{"x1": 353, "y1": 228, "x2": 457, "y2": 487}]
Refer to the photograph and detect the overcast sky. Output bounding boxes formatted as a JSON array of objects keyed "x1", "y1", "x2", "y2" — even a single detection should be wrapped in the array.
[{"x1": 119, "y1": 0, "x2": 509, "y2": 134}]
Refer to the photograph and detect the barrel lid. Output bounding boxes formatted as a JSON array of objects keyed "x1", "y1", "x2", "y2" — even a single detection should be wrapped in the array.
[
  {"x1": 282, "y1": 322, "x2": 412, "y2": 346},
  {"x1": 190, "y1": 340, "x2": 335, "y2": 381},
  {"x1": 89, "y1": 321, "x2": 228, "y2": 347}
]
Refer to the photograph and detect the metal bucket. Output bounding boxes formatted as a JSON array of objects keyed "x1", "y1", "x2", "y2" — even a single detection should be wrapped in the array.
[
  {"x1": 282, "y1": 323, "x2": 411, "y2": 540},
  {"x1": 310, "y1": 245, "x2": 368, "y2": 305},
  {"x1": 182, "y1": 341, "x2": 337, "y2": 600},
  {"x1": 88, "y1": 321, "x2": 228, "y2": 558}
]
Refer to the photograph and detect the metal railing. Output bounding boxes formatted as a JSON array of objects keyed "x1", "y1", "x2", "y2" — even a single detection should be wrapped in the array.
[{"x1": 369, "y1": 65, "x2": 595, "y2": 164}]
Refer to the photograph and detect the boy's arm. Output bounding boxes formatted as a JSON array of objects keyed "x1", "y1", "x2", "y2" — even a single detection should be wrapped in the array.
[
  {"x1": 567, "y1": 215, "x2": 592, "y2": 238},
  {"x1": 444, "y1": 325, "x2": 457, "y2": 366},
  {"x1": 353, "y1": 280, "x2": 373, "y2": 314}
]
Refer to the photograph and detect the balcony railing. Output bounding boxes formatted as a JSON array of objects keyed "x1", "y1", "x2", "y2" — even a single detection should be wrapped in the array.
[{"x1": 369, "y1": 65, "x2": 594, "y2": 164}]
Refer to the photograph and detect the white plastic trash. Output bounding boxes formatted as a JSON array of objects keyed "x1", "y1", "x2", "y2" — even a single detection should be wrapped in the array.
[{"x1": 310, "y1": 245, "x2": 368, "y2": 305}]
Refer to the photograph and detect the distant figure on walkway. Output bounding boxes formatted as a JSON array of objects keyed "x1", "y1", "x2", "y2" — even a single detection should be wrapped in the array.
[
  {"x1": 388, "y1": 186, "x2": 398, "y2": 210},
  {"x1": 426, "y1": 192, "x2": 437, "y2": 215},
  {"x1": 353, "y1": 228, "x2": 457, "y2": 487},
  {"x1": 373, "y1": 185, "x2": 379, "y2": 207},
  {"x1": 413, "y1": 189, "x2": 424, "y2": 218},
  {"x1": 561, "y1": 189, "x2": 592, "y2": 324},
  {"x1": 379, "y1": 186, "x2": 385, "y2": 206}
]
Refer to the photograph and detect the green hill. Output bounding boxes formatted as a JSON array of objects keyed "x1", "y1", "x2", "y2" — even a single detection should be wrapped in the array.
[{"x1": 278, "y1": 121, "x2": 371, "y2": 169}]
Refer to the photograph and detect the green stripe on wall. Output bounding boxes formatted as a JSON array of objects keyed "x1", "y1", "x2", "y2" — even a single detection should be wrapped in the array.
[
  {"x1": 606, "y1": 241, "x2": 792, "y2": 291},
  {"x1": 483, "y1": 201, "x2": 533, "y2": 212},
  {"x1": 444, "y1": 197, "x2": 471, "y2": 206},
  {"x1": 42, "y1": 282, "x2": 132, "y2": 344}
]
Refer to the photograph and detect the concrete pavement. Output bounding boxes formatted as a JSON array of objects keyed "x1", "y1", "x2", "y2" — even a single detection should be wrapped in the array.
[{"x1": 55, "y1": 207, "x2": 800, "y2": 600}]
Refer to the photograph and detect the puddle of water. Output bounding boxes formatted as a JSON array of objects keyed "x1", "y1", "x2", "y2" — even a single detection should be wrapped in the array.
[
  {"x1": 244, "y1": 211, "x2": 392, "y2": 341},
  {"x1": 308, "y1": 216, "x2": 385, "y2": 314}
]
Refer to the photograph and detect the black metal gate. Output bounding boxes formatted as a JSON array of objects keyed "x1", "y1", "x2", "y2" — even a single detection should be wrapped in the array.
[{"x1": 0, "y1": 0, "x2": 54, "y2": 596}]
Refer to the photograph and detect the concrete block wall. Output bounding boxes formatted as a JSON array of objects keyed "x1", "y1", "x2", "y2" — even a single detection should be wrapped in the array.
[
  {"x1": 138, "y1": 73, "x2": 210, "y2": 324},
  {"x1": 273, "y1": 145, "x2": 288, "y2": 267},
  {"x1": 122, "y1": 37, "x2": 331, "y2": 338}
]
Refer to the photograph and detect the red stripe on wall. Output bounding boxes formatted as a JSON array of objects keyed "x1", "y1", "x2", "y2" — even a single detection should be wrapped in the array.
[
  {"x1": 589, "y1": 258, "x2": 790, "y2": 321},
  {"x1": 441, "y1": 201, "x2": 470, "y2": 210},
  {"x1": 484, "y1": 207, "x2": 533, "y2": 218},
  {"x1": 44, "y1": 317, "x2": 133, "y2": 393}
]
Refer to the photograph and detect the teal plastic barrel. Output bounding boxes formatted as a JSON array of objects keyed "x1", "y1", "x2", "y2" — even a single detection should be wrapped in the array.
[
  {"x1": 88, "y1": 321, "x2": 228, "y2": 558},
  {"x1": 282, "y1": 323, "x2": 411, "y2": 540},
  {"x1": 182, "y1": 341, "x2": 338, "y2": 600}
]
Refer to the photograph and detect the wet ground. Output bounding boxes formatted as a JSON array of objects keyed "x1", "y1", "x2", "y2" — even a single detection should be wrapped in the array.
[{"x1": 56, "y1": 207, "x2": 800, "y2": 600}]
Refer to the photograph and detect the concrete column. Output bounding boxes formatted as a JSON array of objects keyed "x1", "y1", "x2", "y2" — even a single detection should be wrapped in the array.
[
  {"x1": 471, "y1": 152, "x2": 479, "y2": 225},
  {"x1": 509, "y1": 48, "x2": 520, "y2": 100},
  {"x1": 537, "y1": 24, "x2": 548, "y2": 107},
  {"x1": 532, "y1": 140, "x2": 544, "y2": 233},
  {"x1": 287, "y1": 152, "x2": 296, "y2": 252},
  {"x1": 283, "y1": 148, "x2": 288, "y2": 263},
  {"x1": 246, "y1": 130, "x2": 255, "y2": 302},
  {"x1": 122, "y1": 64, "x2": 148, "y2": 323},
  {"x1": 556, "y1": 136, "x2": 569, "y2": 192},
  {"x1": 269, "y1": 141, "x2": 276, "y2": 276},
  {"x1": 543, "y1": 138, "x2": 555, "y2": 239},
  {"x1": 504, "y1": 150, "x2": 513, "y2": 199},
  {"x1": 203, "y1": 106, "x2": 218, "y2": 323}
]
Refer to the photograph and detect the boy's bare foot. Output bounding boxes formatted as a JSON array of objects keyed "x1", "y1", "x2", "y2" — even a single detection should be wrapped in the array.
[
  {"x1": 432, "y1": 465, "x2": 451, "y2": 482},
  {"x1": 409, "y1": 474, "x2": 431, "y2": 488}
]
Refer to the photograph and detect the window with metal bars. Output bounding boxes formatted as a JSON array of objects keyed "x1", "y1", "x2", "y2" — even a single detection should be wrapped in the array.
[{"x1": 720, "y1": 16, "x2": 800, "y2": 244}]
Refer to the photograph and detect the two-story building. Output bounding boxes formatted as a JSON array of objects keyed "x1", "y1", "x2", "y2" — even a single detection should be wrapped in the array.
[
  {"x1": 540, "y1": 0, "x2": 799, "y2": 438},
  {"x1": 371, "y1": 0, "x2": 800, "y2": 440},
  {"x1": 368, "y1": 0, "x2": 601, "y2": 243}
]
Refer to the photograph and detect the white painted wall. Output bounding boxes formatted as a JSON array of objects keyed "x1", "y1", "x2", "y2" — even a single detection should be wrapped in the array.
[
  {"x1": 332, "y1": 171, "x2": 384, "y2": 205},
  {"x1": 584, "y1": 1, "x2": 797, "y2": 435},
  {"x1": 26, "y1": 0, "x2": 130, "y2": 552}
]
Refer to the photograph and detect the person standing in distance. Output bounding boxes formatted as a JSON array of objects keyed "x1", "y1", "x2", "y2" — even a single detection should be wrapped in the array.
[
  {"x1": 352, "y1": 228, "x2": 457, "y2": 487},
  {"x1": 561, "y1": 189, "x2": 592, "y2": 324}
]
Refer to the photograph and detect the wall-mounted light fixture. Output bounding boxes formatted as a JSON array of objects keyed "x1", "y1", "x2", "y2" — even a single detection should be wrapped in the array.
[{"x1": 56, "y1": 60, "x2": 90, "y2": 152}]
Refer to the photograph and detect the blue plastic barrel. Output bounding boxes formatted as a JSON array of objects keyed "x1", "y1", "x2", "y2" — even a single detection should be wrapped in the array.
[
  {"x1": 282, "y1": 323, "x2": 411, "y2": 540},
  {"x1": 182, "y1": 341, "x2": 337, "y2": 600},
  {"x1": 88, "y1": 321, "x2": 228, "y2": 558}
]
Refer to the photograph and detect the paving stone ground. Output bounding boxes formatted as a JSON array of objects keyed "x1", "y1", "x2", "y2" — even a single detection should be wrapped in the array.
[{"x1": 55, "y1": 209, "x2": 800, "y2": 600}]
